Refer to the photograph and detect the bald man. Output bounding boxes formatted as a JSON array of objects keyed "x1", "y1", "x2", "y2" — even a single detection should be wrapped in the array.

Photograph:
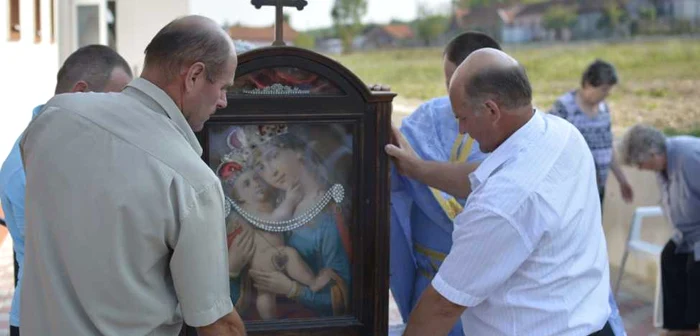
[
  {"x1": 0, "y1": 44, "x2": 132, "y2": 336},
  {"x1": 19, "y1": 16, "x2": 245, "y2": 335},
  {"x1": 387, "y1": 49, "x2": 613, "y2": 335}
]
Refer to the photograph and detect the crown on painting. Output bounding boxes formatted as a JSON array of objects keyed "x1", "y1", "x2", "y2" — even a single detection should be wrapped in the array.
[{"x1": 248, "y1": 124, "x2": 289, "y2": 150}]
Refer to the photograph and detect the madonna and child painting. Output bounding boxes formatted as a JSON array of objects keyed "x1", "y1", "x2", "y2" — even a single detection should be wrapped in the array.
[{"x1": 207, "y1": 123, "x2": 355, "y2": 321}]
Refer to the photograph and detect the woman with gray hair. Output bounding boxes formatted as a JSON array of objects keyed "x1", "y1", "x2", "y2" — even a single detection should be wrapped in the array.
[{"x1": 619, "y1": 124, "x2": 700, "y2": 336}]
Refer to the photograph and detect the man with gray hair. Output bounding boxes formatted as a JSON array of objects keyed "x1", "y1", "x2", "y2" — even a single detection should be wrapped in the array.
[
  {"x1": 387, "y1": 48, "x2": 612, "y2": 335},
  {"x1": 19, "y1": 15, "x2": 245, "y2": 335},
  {"x1": 619, "y1": 124, "x2": 700, "y2": 336},
  {"x1": 0, "y1": 44, "x2": 133, "y2": 336}
]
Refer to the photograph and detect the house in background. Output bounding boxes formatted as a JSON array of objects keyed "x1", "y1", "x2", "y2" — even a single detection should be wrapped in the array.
[
  {"x1": 362, "y1": 24, "x2": 415, "y2": 50},
  {"x1": 502, "y1": 2, "x2": 552, "y2": 43},
  {"x1": 227, "y1": 21, "x2": 299, "y2": 48},
  {"x1": 315, "y1": 37, "x2": 343, "y2": 55},
  {"x1": 449, "y1": 3, "x2": 512, "y2": 43},
  {"x1": 463, "y1": 0, "x2": 632, "y2": 44},
  {"x1": 660, "y1": 0, "x2": 700, "y2": 23}
]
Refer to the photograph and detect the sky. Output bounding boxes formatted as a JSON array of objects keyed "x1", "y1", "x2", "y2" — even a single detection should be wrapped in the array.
[{"x1": 191, "y1": 0, "x2": 453, "y2": 31}]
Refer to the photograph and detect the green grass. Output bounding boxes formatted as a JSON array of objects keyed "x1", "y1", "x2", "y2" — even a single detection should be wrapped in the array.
[
  {"x1": 664, "y1": 128, "x2": 700, "y2": 137},
  {"x1": 330, "y1": 38, "x2": 700, "y2": 131}
]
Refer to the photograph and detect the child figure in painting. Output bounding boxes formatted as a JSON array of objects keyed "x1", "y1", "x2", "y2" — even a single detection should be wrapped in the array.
[{"x1": 218, "y1": 148, "x2": 334, "y2": 320}]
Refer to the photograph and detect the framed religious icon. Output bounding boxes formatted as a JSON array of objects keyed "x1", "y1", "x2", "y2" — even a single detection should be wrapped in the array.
[{"x1": 181, "y1": 8, "x2": 395, "y2": 335}]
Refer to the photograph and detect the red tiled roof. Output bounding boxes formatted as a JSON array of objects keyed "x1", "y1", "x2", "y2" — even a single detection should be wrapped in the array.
[
  {"x1": 382, "y1": 24, "x2": 414, "y2": 40},
  {"x1": 227, "y1": 22, "x2": 299, "y2": 42}
]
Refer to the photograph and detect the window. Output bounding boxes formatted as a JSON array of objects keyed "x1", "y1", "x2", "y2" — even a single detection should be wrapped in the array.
[
  {"x1": 9, "y1": 0, "x2": 21, "y2": 41},
  {"x1": 50, "y1": 0, "x2": 55, "y2": 43},
  {"x1": 34, "y1": 0, "x2": 42, "y2": 43},
  {"x1": 77, "y1": 5, "x2": 100, "y2": 47},
  {"x1": 107, "y1": 1, "x2": 116, "y2": 49}
]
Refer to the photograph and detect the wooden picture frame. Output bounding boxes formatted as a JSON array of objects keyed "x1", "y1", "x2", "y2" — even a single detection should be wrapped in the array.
[{"x1": 183, "y1": 46, "x2": 395, "y2": 336}]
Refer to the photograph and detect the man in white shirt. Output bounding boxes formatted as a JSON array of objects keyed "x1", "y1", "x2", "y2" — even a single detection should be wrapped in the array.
[
  {"x1": 386, "y1": 48, "x2": 612, "y2": 335},
  {"x1": 20, "y1": 16, "x2": 245, "y2": 335}
]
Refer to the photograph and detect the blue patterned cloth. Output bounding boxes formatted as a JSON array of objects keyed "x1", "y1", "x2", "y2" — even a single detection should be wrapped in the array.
[{"x1": 549, "y1": 91, "x2": 613, "y2": 192}]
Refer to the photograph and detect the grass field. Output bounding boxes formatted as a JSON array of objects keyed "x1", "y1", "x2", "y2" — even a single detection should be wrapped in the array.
[{"x1": 331, "y1": 38, "x2": 700, "y2": 133}]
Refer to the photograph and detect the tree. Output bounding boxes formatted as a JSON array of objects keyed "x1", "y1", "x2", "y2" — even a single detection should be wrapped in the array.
[
  {"x1": 331, "y1": 0, "x2": 368, "y2": 53},
  {"x1": 639, "y1": 5, "x2": 657, "y2": 21},
  {"x1": 598, "y1": 3, "x2": 628, "y2": 37},
  {"x1": 415, "y1": 3, "x2": 449, "y2": 46},
  {"x1": 542, "y1": 5, "x2": 578, "y2": 40}
]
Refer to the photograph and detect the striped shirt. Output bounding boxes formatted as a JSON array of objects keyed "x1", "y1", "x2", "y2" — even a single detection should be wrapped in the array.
[
  {"x1": 432, "y1": 111, "x2": 610, "y2": 335},
  {"x1": 549, "y1": 91, "x2": 613, "y2": 192}
]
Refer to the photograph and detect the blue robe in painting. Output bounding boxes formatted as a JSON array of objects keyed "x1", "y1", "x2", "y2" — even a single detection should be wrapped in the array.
[{"x1": 229, "y1": 208, "x2": 351, "y2": 319}]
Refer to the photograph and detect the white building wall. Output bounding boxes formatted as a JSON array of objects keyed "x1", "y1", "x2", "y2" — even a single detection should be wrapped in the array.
[
  {"x1": 0, "y1": 0, "x2": 59, "y2": 159},
  {"x1": 115, "y1": 0, "x2": 189, "y2": 76}
]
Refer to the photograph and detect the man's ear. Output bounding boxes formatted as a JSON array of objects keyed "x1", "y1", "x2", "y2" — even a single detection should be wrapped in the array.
[
  {"x1": 70, "y1": 81, "x2": 89, "y2": 93},
  {"x1": 484, "y1": 100, "x2": 501, "y2": 123},
  {"x1": 184, "y1": 62, "x2": 206, "y2": 92}
]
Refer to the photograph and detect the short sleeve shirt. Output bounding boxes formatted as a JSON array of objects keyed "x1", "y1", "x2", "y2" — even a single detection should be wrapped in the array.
[
  {"x1": 432, "y1": 111, "x2": 611, "y2": 335},
  {"x1": 19, "y1": 78, "x2": 233, "y2": 335}
]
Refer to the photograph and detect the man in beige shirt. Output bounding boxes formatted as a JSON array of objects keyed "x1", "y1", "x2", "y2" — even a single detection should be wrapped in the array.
[{"x1": 19, "y1": 16, "x2": 245, "y2": 335}]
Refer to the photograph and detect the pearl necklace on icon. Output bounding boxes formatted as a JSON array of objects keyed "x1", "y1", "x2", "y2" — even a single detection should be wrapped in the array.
[{"x1": 224, "y1": 183, "x2": 345, "y2": 232}]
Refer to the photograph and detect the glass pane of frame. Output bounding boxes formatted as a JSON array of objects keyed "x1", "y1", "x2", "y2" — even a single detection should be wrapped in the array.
[{"x1": 207, "y1": 122, "x2": 355, "y2": 322}]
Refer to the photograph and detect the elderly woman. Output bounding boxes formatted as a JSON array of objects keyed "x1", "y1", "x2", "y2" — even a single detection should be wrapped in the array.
[{"x1": 619, "y1": 124, "x2": 700, "y2": 336}]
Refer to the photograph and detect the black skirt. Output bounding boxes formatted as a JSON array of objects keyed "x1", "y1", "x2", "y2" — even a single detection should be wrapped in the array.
[{"x1": 661, "y1": 240, "x2": 700, "y2": 330}]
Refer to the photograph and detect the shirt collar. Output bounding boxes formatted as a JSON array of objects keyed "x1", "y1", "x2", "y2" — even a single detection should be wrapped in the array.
[
  {"x1": 470, "y1": 110, "x2": 545, "y2": 188},
  {"x1": 124, "y1": 78, "x2": 203, "y2": 156}
]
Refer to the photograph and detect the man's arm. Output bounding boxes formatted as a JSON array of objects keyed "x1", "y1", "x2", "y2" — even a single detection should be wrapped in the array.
[
  {"x1": 170, "y1": 182, "x2": 245, "y2": 335},
  {"x1": 402, "y1": 206, "x2": 534, "y2": 336},
  {"x1": 385, "y1": 125, "x2": 479, "y2": 199},
  {"x1": 410, "y1": 160, "x2": 479, "y2": 199},
  {"x1": 403, "y1": 284, "x2": 466, "y2": 336},
  {"x1": 197, "y1": 311, "x2": 246, "y2": 336}
]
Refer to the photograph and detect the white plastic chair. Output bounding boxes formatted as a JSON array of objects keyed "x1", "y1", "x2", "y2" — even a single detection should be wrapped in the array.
[{"x1": 613, "y1": 205, "x2": 666, "y2": 328}]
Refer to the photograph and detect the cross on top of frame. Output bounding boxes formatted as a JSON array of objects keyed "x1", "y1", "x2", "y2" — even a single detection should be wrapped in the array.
[{"x1": 251, "y1": 0, "x2": 308, "y2": 46}]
